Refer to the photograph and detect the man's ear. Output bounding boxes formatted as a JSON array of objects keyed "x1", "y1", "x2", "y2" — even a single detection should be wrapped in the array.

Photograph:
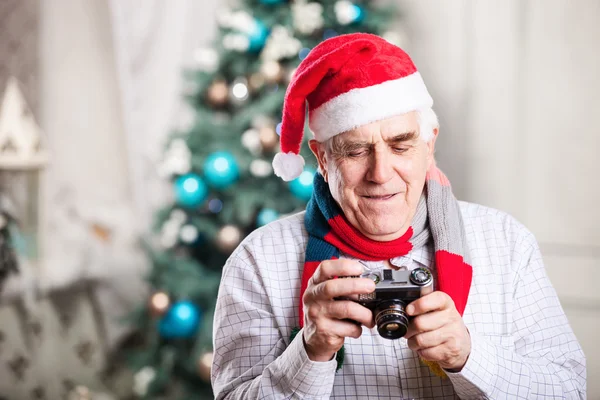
[
  {"x1": 309, "y1": 139, "x2": 328, "y2": 181},
  {"x1": 426, "y1": 127, "x2": 439, "y2": 169}
]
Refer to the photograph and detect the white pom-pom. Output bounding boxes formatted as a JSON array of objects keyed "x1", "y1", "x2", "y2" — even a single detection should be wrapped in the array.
[{"x1": 272, "y1": 152, "x2": 305, "y2": 181}]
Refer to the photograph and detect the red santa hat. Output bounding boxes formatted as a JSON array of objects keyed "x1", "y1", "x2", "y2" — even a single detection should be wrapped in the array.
[{"x1": 272, "y1": 33, "x2": 433, "y2": 181}]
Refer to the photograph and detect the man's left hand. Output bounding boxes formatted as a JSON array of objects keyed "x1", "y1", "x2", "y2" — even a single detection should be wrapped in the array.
[{"x1": 404, "y1": 291, "x2": 471, "y2": 372}]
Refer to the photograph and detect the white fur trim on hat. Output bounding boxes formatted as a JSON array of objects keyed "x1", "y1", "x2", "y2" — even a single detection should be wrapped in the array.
[
  {"x1": 308, "y1": 72, "x2": 433, "y2": 142},
  {"x1": 272, "y1": 152, "x2": 305, "y2": 181}
]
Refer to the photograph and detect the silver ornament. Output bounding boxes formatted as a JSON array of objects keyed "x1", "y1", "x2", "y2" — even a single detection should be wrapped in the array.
[
  {"x1": 242, "y1": 129, "x2": 262, "y2": 155},
  {"x1": 133, "y1": 367, "x2": 156, "y2": 397},
  {"x1": 250, "y1": 159, "x2": 273, "y2": 177},
  {"x1": 261, "y1": 26, "x2": 302, "y2": 62},
  {"x1": 230, "y1": 77, "x2": 250, "y2": 103},
  {"x1": 292, "y1": 2, "x2": 324, "y2": 35},
  {"x1": 170, "y1": 209, "x2": 187, "y2": 224},
  {"x1": 160, "y1": 232, "x2": 178, "y2": 249},
  {"x1": 193, "y1": 47, "x2": 220, "y2": 73},
  {"x1": 179, "y1": 224, "x2": 199, "y2": 244},
  {"x1": 334, "y1": 1, "x2": 357, "y2": 25},
  {"x1": 223, "y1": 34, "x2": 250, "y2": 52}
]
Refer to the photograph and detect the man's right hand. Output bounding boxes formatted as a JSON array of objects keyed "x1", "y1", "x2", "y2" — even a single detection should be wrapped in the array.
[{"x1": 302, "y1": 259, "x2": 376, "y2": 362}]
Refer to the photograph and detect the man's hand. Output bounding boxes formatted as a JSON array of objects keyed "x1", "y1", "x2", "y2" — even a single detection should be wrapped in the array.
[
  {"x1": 404, "y1": 291, "x2": 471, "y2": 372},
  {"x1": 302, "y1": 259, "x2": 376, "y2": 362}
]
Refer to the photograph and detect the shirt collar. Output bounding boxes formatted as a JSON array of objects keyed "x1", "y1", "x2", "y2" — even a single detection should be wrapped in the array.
[{"x1": 340, "y1": 240, "x2": 434, "y2": 269}]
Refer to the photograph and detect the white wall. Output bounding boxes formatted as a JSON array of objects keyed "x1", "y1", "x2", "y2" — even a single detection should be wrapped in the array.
[
  {"x1": 38, "y1": 0, "x2": 148, "y2": 361},
  {"x1": 40, "y1": 0, "x2": 130, "y2": 209},
  {"x1": 108, "y1": 0, "x2": 223, "y2": 231},
  {"x1": 399, "y1": 0, "x2": 600, "y2": 396}
]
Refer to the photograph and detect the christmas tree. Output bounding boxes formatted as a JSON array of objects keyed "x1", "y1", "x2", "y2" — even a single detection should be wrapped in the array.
[{"x1": 127, "y1": 1, "x2": 399, "y2": 398}]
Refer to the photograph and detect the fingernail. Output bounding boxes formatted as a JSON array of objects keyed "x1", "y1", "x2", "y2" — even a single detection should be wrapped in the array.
[{"x1": 406, "y1": 305, "x2": 414, "y2": 315}]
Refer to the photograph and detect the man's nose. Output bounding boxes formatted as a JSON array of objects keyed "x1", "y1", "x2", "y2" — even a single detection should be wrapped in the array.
[{"x1": 367, "y1": 149, "x2": 394, "y2": 184}]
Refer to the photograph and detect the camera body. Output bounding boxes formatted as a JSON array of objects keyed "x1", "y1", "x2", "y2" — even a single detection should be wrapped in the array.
[{"x1": 357, "y1": 267, "x2": 434, "y2": 339}]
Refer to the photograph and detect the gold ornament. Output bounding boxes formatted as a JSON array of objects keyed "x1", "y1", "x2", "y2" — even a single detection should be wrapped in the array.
[
  {"x1": 216, "y1": 225, "x2": 242, "y2": 253},
  {"x1": 248, "y1": 73, "x2": 265, "y2": 92},
  {"x1": 259, "y1": 126, "x2": 279, "y2": 153},
  {"x1": 260, "y1": 61, "x2": 283, "y2": 84},
  {"x1": 149, "y1": 291, "x2": 170, "y2": 316},
  {"x1": 252, "y1": 115, "x2": 274, "y2": 130},
  {"x1": 197, "y1": 352, "x2": 213, "y2": 382},
  {"x1": 206, "y1": 80, "x2": 229, "y2": 107}
]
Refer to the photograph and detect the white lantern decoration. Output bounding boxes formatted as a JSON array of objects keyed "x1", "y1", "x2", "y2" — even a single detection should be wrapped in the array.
[{"x1": 0, "y1": 77, "x2": 48, "y2": 264}]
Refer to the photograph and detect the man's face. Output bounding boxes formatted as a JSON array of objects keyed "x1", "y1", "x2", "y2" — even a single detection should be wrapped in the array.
[{"x1": 310, "y1": 112, "x2": 437, "y2": 241}]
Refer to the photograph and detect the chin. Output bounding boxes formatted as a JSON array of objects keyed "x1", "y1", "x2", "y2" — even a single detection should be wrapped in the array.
[{"x1": 362, "y1": 220, "x2": 407, "y2": 240}]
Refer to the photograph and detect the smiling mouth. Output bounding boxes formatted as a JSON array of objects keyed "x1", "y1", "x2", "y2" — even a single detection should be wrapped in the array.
[{"x1": 363, "y1": 193, "x2": 397, "y2": 200}]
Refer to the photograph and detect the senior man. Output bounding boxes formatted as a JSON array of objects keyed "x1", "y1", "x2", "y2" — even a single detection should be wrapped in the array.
[{"x1": 212, "y1": 33, "x2": 585, "y2": 399}]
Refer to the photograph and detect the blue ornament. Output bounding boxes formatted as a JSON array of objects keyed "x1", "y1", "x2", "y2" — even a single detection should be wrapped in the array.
[
  {"x1": 257, "y1": 208, "x2": 280, "y2": 227},
  {"x1": 323, "y1": 29, "x2": 338, "y2": 40},
  {"x1": 260, "y1": 0, "x2": 285, "y2": 4},
  {"x1": 158, "y1": 300, "x2": 201, "y2": 339},
  {"x1": 289, "y1": 167, "x2": 316, "y2": 201},
  {"x1": 174, "y1": 174, "x2": 208, "y2": 208},
  {"x1": 204, "y1": 151, "x2": 240, "y2": 189},
  {"x1": 299, "y1": 47, "x2": 311, "y2": 61},
  {"x1": 208, "y1": 198, "x2": 223, "y2": 213},
  {"x1": 350, "y1": 4, "x2": 365, "y2": 24},
  {"x1": 248, "y1": 20, "x2": 270, "y2": 52}
]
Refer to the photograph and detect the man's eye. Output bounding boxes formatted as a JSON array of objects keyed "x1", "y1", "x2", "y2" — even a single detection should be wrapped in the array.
[
  {"x1": 393, "y1": 147, "x2": 409, "y2": 153},
  {"x1": 348, "y1": 150, "x2": 368, "y2": 157}
]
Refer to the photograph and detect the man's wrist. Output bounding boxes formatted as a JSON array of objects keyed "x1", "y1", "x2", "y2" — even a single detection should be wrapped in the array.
[
  {"x1": 302, "y1": 332, "x2": 336, "y2": 362},
  {"x1": 443, "y1": 326, "x2": 471, "y2": 372},
  {"x1": 443, "y1": 353, "x2": 470, "y2": 373}
]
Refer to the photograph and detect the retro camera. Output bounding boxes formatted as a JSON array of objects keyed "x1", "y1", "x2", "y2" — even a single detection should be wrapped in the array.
[{"x1": 355, "y1": 267, "x2": 433, "y2": 339}]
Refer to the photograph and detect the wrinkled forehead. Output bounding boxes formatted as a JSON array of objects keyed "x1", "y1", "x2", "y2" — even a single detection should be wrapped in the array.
[{"x1": 335, "y1": 111, "x2": 420, "y2": 143}]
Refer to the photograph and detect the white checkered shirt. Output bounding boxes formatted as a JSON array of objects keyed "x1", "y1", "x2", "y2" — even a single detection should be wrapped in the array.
[{"x1": 212, "y1": 202, "x2": 586, "y2": 399}]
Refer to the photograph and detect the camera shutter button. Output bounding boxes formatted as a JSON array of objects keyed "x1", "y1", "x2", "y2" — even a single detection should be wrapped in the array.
[{"x1": 364, "y1": 273, "x2": 380, "y2": 284}]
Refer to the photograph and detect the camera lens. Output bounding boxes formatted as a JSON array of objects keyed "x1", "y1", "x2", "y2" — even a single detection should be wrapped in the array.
[
  {"x1": 409, "y1": 267, "x2": 432, "y2": 286},
  {"x1": 374, "y1": 299, "x2": 409, "y2": 339}
]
